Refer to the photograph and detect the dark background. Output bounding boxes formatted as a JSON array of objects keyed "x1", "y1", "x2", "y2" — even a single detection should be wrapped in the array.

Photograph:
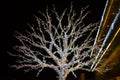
[{"x1": 1, "y1": 0, "x2": 106, "y2": 80}]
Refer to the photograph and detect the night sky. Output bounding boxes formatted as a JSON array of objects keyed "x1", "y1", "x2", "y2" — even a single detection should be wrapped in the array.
[{"x1": 1, "y1": 0, "x2": 106, "y2": 80}]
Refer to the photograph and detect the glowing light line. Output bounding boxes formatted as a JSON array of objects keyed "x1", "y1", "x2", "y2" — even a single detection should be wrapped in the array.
[
  {"x1": 90, "y1": 0, "x2": 109, "y2": 57},
  {"x1": 90, "y1": 0, "x2": 109, "y2": 69},
  {"x1": 92, "y1": 9, "x2": 120, "y2": 71}
]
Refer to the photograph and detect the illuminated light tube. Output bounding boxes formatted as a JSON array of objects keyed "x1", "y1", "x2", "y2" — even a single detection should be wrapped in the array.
[
  {"x1": 92, "y1": 9, "x2": 120, "y2": 71},
  {"x1": 90, "y1": 0, "x2": 120, "y2": 70},
  {"x1": 90, "y1": 0, "x2": 109, "y2": 69},
  {"x1": 90, "y1": 0, "x2": 109, "y2": 57}
]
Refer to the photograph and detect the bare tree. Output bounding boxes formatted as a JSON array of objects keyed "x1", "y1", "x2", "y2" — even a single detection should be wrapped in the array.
[{"x1": 9, "y1": 5, "x2": 99, "y2": 80}]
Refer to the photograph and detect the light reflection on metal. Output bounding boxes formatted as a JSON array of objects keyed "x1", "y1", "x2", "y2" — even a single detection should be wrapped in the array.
[{"x1": 91, "y1": 0, "x2": 120, "y2": 71}]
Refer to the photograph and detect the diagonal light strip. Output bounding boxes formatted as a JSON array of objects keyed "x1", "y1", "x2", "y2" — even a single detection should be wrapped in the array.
[
  {"x1": 90, "y1": 0, "x2": 109, "y2": 69},
  {"x1": 92, "y1": 9, "x2": 120, "y2": 71}
]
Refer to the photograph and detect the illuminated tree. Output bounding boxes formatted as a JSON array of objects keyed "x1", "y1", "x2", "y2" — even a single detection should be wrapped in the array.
[{"x1": 9, "y1": 5, "x2": 99, "y2": 80}]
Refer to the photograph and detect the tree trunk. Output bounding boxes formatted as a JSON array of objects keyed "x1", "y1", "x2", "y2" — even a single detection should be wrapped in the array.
[{"x1": 59, "y1": 76, "x2": 66, "y2": 80}]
